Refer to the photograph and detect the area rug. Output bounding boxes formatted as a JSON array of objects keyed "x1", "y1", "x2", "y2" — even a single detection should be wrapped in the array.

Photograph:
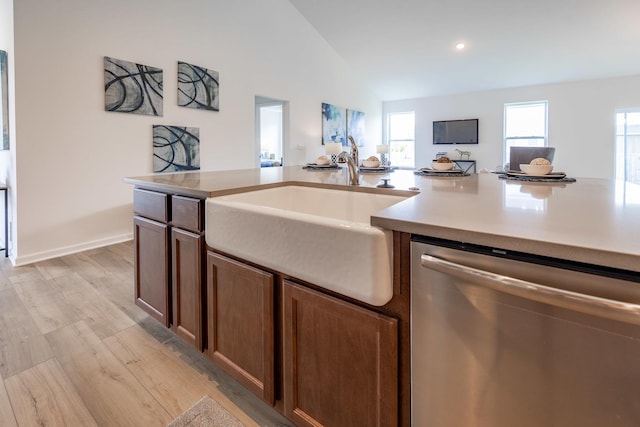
[{"x1": 167, "y1": 395, "x2": 246, "y2": 427}]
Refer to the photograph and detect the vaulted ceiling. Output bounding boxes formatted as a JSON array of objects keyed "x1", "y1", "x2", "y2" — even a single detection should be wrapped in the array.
[{"x1": 289, "y1": 0, "x2": 640, "y2": 101}]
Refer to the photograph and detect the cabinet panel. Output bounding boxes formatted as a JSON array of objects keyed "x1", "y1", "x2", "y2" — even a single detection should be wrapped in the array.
[
  {"x1": 171, "y1": 228, "x2": 204, "y2": 350},
  {"x1": 207, "y1": 252, "x2": 275, "y2": 405},
  {"x1": 134, "y1": 216, "x2": 170, "y2": 326},
  {"x1": 133, "y1": 189, "x2": 169, "y2": 223},
  {"x1": 283, "y1": 280, "x2": 398, "y2": 427},
  {"x1": 172, "y1": 195, "x2": 203, "y2": 232}
]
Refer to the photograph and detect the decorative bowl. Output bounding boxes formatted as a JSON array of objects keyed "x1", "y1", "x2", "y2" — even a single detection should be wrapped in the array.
[
  {"x1": 315, "y1": 156, "x2": 330, "y2": 165},
  {"x1": 519, "y1": 164, "x2": 553, "y2": 175},
  {"x1": 362, "y1": 159, "x2": 381, "y2": 168},
  {"x1": 431, "y1": 161, "x2": 454, "y2": 171}
]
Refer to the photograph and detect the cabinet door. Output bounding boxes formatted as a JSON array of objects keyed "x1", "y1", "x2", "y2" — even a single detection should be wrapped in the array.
[
  {"x1": 134, "y1": 216, "x2": 170, "y2": 326},
  {"x1": 171, "y1": 228, "x2": 204, "y2": 350},
  {"x1": 206, "y1": 252, "x2": 275, "y2": 405},
  {"x1": 283, "y1": 280, "x2": 399, "y2": 427}
]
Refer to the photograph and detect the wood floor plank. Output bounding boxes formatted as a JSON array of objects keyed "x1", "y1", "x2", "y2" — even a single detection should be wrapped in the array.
[
  {"x1": 49, "y1": 270, "x2": 105, "y2": 297},
  {"x1": 0, "y1": 378, "x2": 18, "y2": 427},
  {"x1": 60, "y1": 251, "x2": 109, "y2": 283},
  {"x1": 12, "y1": 277, "x2": 84, "y2": 335},
  {"x1": 0, "y1": 288, "x2": 53, "y2": 378},
  {"x1": 7, "y1": 265, "x2": 44, "y2": 285},
  {"x1": 5, "y1": 359, "x2": 98, "y2": 427},
  {"x1": 87, "y1": 273, "x2": 148, "y2": 324},
  {"x1": 88, "y1": 246, "x2": 135, "y2": 275},
  {"x1": 60, "y1": 250, "x2": 142, "y2": 323},
  {"x1": 0, "y1": 255, "x2": 13, "y2": 271},
  {"x1": 50, "y1": 272, "x2": 135, "y2": 339},
  {"x1": 46, "y1": 320, "x2": 173, "y2": 427},
  {"x1": 104, "y1": 324, "x2": 259, "y2": 426},
  {"x1": 10, "y1": 274, "x2": 58, "y2": 302},
  {"x1": 0, "y1": 269, "x2": 11, "y2": 291},
  {"x1": 34, "y1": 257, "x2": 75, "y2": 280},
  {"x1": 106, "y1": 240, "x2": 135, "y2": 264}
]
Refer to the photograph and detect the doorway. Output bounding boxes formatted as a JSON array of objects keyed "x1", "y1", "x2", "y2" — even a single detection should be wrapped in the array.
[
  {"x1": 255, "y1": 96, "x2": 286, "y2": 168},
  {"x1": 615, "y1": 110, "x2": 640, "y2": 184}
]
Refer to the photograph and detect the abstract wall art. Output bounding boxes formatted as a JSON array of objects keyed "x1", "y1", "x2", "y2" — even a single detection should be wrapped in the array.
[
  {"x1": 104, "y1": 56, "x2": 163, "y2": 116},
  {"x1": 0, "y1": 50, "x2": 9, "y2": 150},
  {"x1": 153, "y1": 125, "x2": 200, "y2": 172},
  {"x1": 347, "y1": 109, "x2": 365, "y2": 147},
  {"x1": 322, "y1": 102, "x2": 346, "y2": 145},
  {"x1": 178, "y1": 61, "x2": 219, "y2": 111}
]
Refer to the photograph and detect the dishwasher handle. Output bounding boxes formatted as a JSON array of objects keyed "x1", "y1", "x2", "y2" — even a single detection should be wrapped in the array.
[{"x1": 421, "y1": 254, "x2": 640, "y2": 326}]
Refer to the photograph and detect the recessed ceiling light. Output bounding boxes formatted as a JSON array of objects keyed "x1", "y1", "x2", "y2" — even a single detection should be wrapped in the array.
[{"x1": 455, "y1": 42, "x2": 465, "y2": 50}]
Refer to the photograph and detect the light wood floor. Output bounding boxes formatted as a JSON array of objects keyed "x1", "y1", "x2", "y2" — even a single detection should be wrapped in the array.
[{"x1": 0, "y1": 241, "x2": 293, "y2": 427}]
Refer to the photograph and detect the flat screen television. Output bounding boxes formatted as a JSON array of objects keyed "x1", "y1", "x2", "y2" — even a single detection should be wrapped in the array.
[{"x1": 433, "y1": 119, "x2": 478, "y2": 144}]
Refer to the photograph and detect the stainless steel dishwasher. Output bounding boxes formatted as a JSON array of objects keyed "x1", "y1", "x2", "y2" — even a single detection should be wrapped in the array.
[{"x1": 411, "y1": 237, "x2": 640, "y2": 427}]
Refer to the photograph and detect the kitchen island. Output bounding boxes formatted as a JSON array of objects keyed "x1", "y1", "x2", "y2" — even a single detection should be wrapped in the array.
[
  {"x1": 125, "y1": 165, "x2": 640, "y2": 274},
  {"x1": 125, "y1": 166, "x2": 640, "y2": 427}
]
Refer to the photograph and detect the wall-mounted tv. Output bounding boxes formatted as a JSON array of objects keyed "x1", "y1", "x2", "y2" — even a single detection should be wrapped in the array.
[{"x1": 433, "y1": 119, "x2": 478, "y2": 144}]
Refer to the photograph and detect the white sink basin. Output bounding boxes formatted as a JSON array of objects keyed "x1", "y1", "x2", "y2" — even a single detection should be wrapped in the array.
[{"x1": 205, "y1": 185, "x2": 412, "y2": 306}]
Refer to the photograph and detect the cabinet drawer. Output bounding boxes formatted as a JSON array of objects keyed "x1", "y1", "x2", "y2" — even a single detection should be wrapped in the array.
[
  {"x1": 133, "y1": 189, "x2": 169, "y2": 223},
  {"x1": 172, "y1": 195, "x2": 203, "y2": 232}
]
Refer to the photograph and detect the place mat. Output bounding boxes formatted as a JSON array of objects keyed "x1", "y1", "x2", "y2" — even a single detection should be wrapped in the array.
[
  {"x1": 167, "y1": 395, "x2": 246, "y2": 427},
  {"x1": 505, "y1": 170, "x2": 567, "y2": 179},
  {"x1": 498, "y1": 174, "x2": 576, "y2": 183},
  {"x1": 359, "y1": 166, "x2": 396, "y2": 174},
  {"x1": 414, "y1": 170, "x2": 470, "y2": 177},
  {"x1": 302, "y1": 164, "x2": 340, "y2": 170}
]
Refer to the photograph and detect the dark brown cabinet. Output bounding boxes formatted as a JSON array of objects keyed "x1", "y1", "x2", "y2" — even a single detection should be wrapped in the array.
[
  {"x1": 282, "y1": 280, "x2": 399, "y2": 427},
  {"x1": 133, "y1": 189, "x2": 171, "y2": 326},
  {"x1": 171, "y1": 227, "x2": 204, "y2": 349},
  {"x1": 133, "y1": 188, "x2": 205, "y2": 350},
  {"x1": 131, "y1": 185, "x2": 407, "y2": 426},
  {"x1": 206, "y1": 251, "x2": 276, "y2": 405},
  {"x1": 170, "y1": 194, "x2": 205, "y2": 350},
  {"x1": 134, "y1": 215, "x2": 170, "y2": 326},
  {"x1": 204, "y1": 251, "x2": 400, "y2": 425}
]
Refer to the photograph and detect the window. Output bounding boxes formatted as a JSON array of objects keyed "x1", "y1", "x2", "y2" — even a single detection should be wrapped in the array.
[
  {"x1": 503, "y1": 101, "x2": 548, "y2": 165},
  {"x1": 387, "y1": 111, "x2": 415, "y2": 169},
  {"x1": 615, "y1": 110, "x2": 640, "y2": 184}
]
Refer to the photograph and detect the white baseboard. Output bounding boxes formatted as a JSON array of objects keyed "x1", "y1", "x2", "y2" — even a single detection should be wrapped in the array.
[{"x1": 12, "y1": 233, "x2": 134, "y2": 266}]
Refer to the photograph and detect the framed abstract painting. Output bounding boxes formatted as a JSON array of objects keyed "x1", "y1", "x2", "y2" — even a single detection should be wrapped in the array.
[
  {"x1": 178, "y1": 61, "x2": 219, "y2": 111},
  {"x1": 322, "y1": 102, "x2": 346, "y2": 145},
  {"x1": 0, "y1": 50, "x2": 9, "y2": 150},
  {"x1": 104, "y1": 56, "x2": 163, "y2": 116},
  {"x1": 347, "y1": 109, "x2": 365, "y2": 147},
  {"x1": 153, "y1": 125, "x2": 200, "y2": 172}
]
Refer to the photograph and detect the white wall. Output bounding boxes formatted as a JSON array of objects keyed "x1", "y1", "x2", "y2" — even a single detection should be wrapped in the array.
[
  {"x1": 384, "y1": 75, "x2": 640, "y2": 177},
  {"x1": 12, "y1": 0, "x2": 382, "y2": 264}
]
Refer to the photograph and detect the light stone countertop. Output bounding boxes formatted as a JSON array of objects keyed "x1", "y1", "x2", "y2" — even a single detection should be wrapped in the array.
[{"x1": 124, "y1": 166, "x2": 640, "y2": 274}]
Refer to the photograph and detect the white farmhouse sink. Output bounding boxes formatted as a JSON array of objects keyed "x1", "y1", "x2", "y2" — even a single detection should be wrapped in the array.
[{"x1": 205, "y1": 185, "x2": 411, "y2": 306}]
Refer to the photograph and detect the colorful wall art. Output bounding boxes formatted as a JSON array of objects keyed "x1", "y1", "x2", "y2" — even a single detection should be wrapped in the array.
[
  {"x1": 153, "y1": 125, "x2": 200, "y2": 172},
  {"x1": 104, "y1": 56, "x2": 163, "y2": 116},
  {"x1": 178, "y1": 62, "x2": 219, "y2": 111},
  {"x1": 347, "y1": 109, "x2": 365, "y2": 147},
  {"x1": 0, "y1": 50, "x2": 9, "y2": 150},
  {"x1": 322, "y1": 102, "x2": 346, "y2": 145}
]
